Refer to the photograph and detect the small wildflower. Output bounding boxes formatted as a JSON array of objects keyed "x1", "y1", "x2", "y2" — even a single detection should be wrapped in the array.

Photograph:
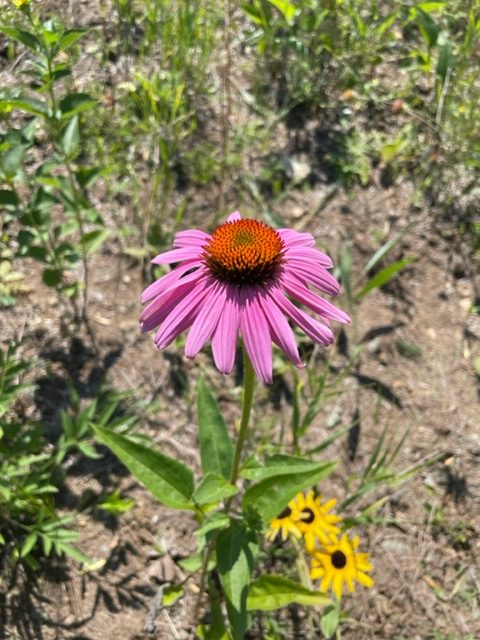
[
  {"x1": 266, "y1": 502, "x2": 302, "y2": 542},
  {"x1": 310, "y1": 533, "x2": 374, "y2": 600},
  {"x1": 140, "y1": 212, "x2": 349, "y2": 384},
  {"x1": 291, "y1": 491, "x2": 341, "y2": 551},
  {"x1": 12, "y1": 0, "x2": 29, "y2": 7}
]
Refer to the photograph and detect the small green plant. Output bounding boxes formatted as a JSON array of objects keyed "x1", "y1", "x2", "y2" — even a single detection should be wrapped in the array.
[
  {"x1": 0, "y1": 7, "x2": 108, "y2": 322},
  {"x1": 0, "y1": 340, "x2": 141, "y2": 572},
  {"x1": 0, "y1": 343, "x2": 88, "y2": 571}
]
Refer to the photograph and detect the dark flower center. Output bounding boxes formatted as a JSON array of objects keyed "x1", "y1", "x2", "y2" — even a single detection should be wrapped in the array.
[
  {"x1": 331, "y1": 550, "x2": 347, "y2": 569},
  {"x1": 277, "y1": 507, "x2": 292, "y2": 519},
  {"x1": 203, "y1": 219, "x2": 284, "y2": 285},
  {"x1": 301, "y1": 508, "x2": 315, "y2": 524}
]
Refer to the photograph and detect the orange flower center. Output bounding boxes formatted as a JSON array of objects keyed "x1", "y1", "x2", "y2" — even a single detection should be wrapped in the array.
[{"x1": 203, "y1": 219, "x2": 284, "y2": 285}]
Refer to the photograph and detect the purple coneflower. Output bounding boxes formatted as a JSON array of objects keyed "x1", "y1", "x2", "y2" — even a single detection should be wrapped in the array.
[{"x1": 140, "y1": 212, "x2": 350, "y2": 384}]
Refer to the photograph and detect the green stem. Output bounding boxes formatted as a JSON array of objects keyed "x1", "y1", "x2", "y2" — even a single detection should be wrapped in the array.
[
  {"x1": 194, "y1": 349, "x2": 256, "y2": 627},
  {"x1": 229, "y1": 347, "x2": 255, "y2": 485},
  {"x1": 291, "y1": 537, "x2": 313, "y2": 590}
]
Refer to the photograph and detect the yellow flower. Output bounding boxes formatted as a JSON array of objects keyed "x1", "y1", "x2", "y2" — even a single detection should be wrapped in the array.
[
  {"x1": 12, "y1": 0, "x2": 29, "y2": 7},
  {"x1": 310, "y1": 533, "x2": 374, "y2": 600},
  {"x1": 266, "y1": 500, "x2": 302, "y2": 542},
  {"x1": 291, "y1": 491, "x2": 341, "y2": 551}
]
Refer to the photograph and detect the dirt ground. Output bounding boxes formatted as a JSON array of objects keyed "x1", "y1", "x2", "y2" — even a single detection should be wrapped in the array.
[{"x1": 1, "y1": 3, "x2": 480, "y2": 640}]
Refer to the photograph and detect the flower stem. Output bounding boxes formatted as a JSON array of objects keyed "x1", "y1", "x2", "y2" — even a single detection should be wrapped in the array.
[
  {"x1": 230, "y1": 347, "x2": 255, "y2": 485},
  {"x1": 194, "y1": 349, "x2": 255, "y2": 626}
]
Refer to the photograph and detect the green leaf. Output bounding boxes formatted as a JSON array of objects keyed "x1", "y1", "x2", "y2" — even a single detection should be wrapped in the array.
[
  {"x1": 241, "y1": 454, "x2": 327, "y2": 481},
  {"x1": 93, "y1": 425, "x2": 194, "y2": 510},
  {"x1": 0, "y1": 189, "x2": 19, "y2": 207},
  {"x1": 242, "y1": 4, "x2": 263, "y2": 25},
  {"x1": 195, "y1": 512, "x2": 231, "y2": 547},
  {"x1": 62, "y1": 115, "x2": 79, "y2": 157},
  {"x1": 0, "y1": 145, "x2": 28, "y2": 179},
  {"x1": 58, "y1": 543, "x2": 90, "y2": 564},
  {"x1": 414, "y1": 8, "x2": 439, "y2": 48},
  {"x1": 267, "y1": 0, "x2": 297, "y2": 22},
  {"x1": 356, "y1": 257, "x2": 417, "y2": 301},
  {"x1": 320, "y1": 603, "x2": 340, "y2": 638},
  {"x1": 193, "y1": 474, "x2": 238, "y2": 506},
  {"x1": 362, "y1": 221, "x2": 417, "y2": 275},
  {"x1": 75, "y1": 166, "x2": 105, "y2": 188},
  {"x1": 217, "y1": 521, "x2": 257, "y2": 640},
  {"x1": 243, "y1": 461, "x2": 336, "y2": 523},
  {"x1": 417, "y1": 2, "x2": 445, "y2": 12},
  {"x1": 79, "y1": 229, "x2": 110, "y2": 255},
  {"x1": 77, "y1": 442, "x2": 102, "y2": 459},
  {"x1": 247, "y1": 575, "x2": 330, "y2": 611},
  {"x1": 179, "y1": 551, "x2": 206, "y2": 573},
  {"x1": 42, "y1": 268, "x2": 62, "y2": 287},
  {"x1": 163, "y1": 585, "x2": 184, "y2": 607},
  {"x1": 436, "y1": 39, "x2": 454, "y2": 83},
  {"x1": 59, "y1": 93, "x2": 97, "y2": 118},
  {"x1": 0, "y1": 97, "x2": 49, "y2": 117},
  {"x1": 0, "y1": 27, "x2": 42, "y2": 52},
  {"x1": 197, "y1": 376, "x2": 234, "y2": 480},
  {"x1": 20, "y1": 532, "x2": 38, "y2": 558},
  {"x1": 98, "y1": 490, "x2": 135, "y2": 514},
  {"x1": 58, "y1": 29, "x2": 87, "y2": 51}
]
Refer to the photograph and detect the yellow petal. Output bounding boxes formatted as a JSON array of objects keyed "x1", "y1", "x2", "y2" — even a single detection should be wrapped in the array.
[
  {"x1": 321, "y1": 571, "x2": 334, "y2": 592},
  {"x1": 333, "y1": 573, "x2": 344, "y2": 600},
  {"x1": 357, "y1": 571, "x2": 374, "y2": 588}
]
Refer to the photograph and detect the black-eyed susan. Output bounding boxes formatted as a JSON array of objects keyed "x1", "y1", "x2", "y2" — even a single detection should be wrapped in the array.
[
  {"x1": 291, "y1": 491, "x2": 341, "y2": 551},
  {"x1": 266, "y1": 500, "x2": 303, "y2": 542},
  {"x1": 310, "y1": 533, "x2": 374, "y2": 600}
]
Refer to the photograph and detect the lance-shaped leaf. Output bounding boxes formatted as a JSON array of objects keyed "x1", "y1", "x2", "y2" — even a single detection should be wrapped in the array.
[
  {"x1": 93, "y1": 426, "x2": 194, "y2": 510},
  {"x1": 247, "y1": 575, "x2": 330, "y2": 611},
  {"x1": 197, "y1": 376, "x2": 233, "y2": 479},
  {"x1": 356, "y1": 257, "x2": 417, "y2": 301},
  {"x1": 216, "y1": 521, "x2": 257, "y2": 640},
  {"x1": 241, "y1": 454, "x2": 325, "y2": 481},
  {"x1": 193, "y1": 473, "x2": 238, "y2": 506},
  {"x1": 243, "y1": 460, "x2": 336, "y2": 523}
]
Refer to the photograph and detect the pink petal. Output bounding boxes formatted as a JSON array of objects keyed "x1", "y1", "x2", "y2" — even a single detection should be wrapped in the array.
[
  {"x1": 239, "y1": 287, "x2": 273, "y2": 384},
  {"x1": 284, "y1": 260, "x2": 340, "y2": 296},
  {"x1": 154, "y1": 278, "x2": 211, "y2": 349},
  {"x1": 226, "y1": 211, "x2": 241, "y2": 222},
  {"x1": 141, "y1": 260, "x2": 203, "y2": 304},
  {"x1": 268, "y1": 287, "x2": 334, "y2": 345},
  {"x1": 151, "y1": 247, "x2": 202, "y2": 265},
  {"x1": 278, "y1": 228, "x2": 315, "y2": 247},
  {"x1": 281, "y1": 272, "x2": 351, "y2": 323},
  {"x1": 141, "y1": 280, "x2": 198, "y2": 332},
  {"x1": 257, "y1": 293, "x2": 303, "y2": 367},
  {"x1": 285, "y1": 244, "x2": 333, "y2": 268},
  {"x1": 185, "y1": 283, "x2": 226, "y2": 358},
  {"x1": 211, "y1": 287, "x2": 241, "y2": 374},
  {"x1": 173, "y1": 229, "x2": 211, "y2": 248}
]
